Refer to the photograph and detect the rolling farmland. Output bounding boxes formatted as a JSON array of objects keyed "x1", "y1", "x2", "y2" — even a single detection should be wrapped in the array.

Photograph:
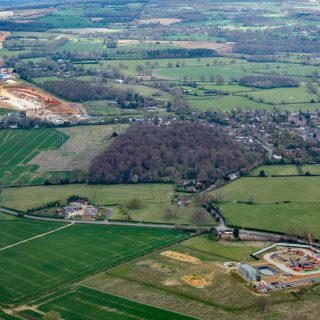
[
  {"x1": 0, "y1": 129, "x2": 68, "y2": 186},
  {"x1": 0, "y1": 222, "x2": 187, "y2": 305}
]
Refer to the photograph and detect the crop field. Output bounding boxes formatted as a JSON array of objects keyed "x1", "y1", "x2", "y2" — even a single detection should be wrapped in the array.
[
  {"x1": 29, "y1": 286, "x2": 195, "y2": 320},
  {"x1": 249, "y1": 165, "x2": 299, "y2": 176},
  {"x1": 0, "y1": 129, "x2": 68, "y2": 186},
  {"x1": 0, "y1": 310, "x2": 21, "y2": 320},
  {"x1": 211, "y1": 177, "x2": 320, "y2": 234},
  {"x1": 0, "y1": 222, "x2": 187, "y2": 305},
  {"x1": 2, "y1": 184, "x2": 212, "y2": 225},
  {"x1": 0, "y1": 219, "x2": 63, "y2": 249}
]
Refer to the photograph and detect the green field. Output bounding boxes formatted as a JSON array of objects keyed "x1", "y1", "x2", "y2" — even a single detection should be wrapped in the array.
[
  {"x1": 211, "y1": 177, "x2": 320, "y2": 234},
  {"x1": 38, "y1": 14, "x2": 96, "y2": 28},
  {"x1": 3, "y1": 184, "x2": 213, "y2": 225},
  {"x1": 0, "y1": 221, "x2": 187, "y2": 305},
  {"x1": 302, "y1": 164, "x2": 320, "y2": 175},
  {"x1": 249, "y1": 165, "x2": 299, "y2": 176},
  {"x1": 32, "y1": 286, "x2": 195, "y2": 320},
  {"x1": 57, "y1": 41, "x2": 106, "y2": 53},
  {"x1": 0, "y1": 219, "x2": 63, "y2": 249},
  {"x1": 180, "y1": 236, "x2": 264, "y2": 262},
  {"x1": 187, "y1": 95, "x2": 269, "y2": 111},
  {"x1": 0, "y1": 129, "x2": 68, "y2": 186}
]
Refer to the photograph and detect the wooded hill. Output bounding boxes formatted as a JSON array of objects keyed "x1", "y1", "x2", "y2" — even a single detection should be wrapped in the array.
[{"x1": 88, "y1": 123, "x2": 262, "y2": 184}]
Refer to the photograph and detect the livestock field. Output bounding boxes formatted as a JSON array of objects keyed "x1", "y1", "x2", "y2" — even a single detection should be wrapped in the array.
[
  {"x1": 0, "y1": 221, "x2": 187, "y2": 305},
  {"x1": 210, "y1": 176, "x2": 320, "y2": 235}
]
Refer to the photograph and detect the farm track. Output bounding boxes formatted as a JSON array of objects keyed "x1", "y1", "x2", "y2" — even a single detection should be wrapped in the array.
[{"x1": 0, "y1": 223, "x2": 73, "y2": 252}]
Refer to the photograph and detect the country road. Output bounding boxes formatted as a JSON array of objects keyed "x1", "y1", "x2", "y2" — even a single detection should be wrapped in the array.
[
  {"x1": 0, "y1": 207, "x2": 181, "y2": 230},
  {"x1": 1, "y1": 206, "x2": 319, "y2": 248}
]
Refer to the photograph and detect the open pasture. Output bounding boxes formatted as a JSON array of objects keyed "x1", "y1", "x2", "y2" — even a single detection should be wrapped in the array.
[
  {"x1": 211, "y1": 176, "x2": 320, "y2": 234},
  {"x1": 187, "y1": 95, "x2": 269, "y2": 111},
  {"x1": 0, "y1": 129, "x2": 68, "y2": 186},
  {"x1": 0, "y1": 222, "x2": 187, "y2": 305},
  {"x1": 2, "y1": 184, "x2": 211, "y2": 225},
  {"x1": 249, "y1": 165, "x2": 299, "y2": 176},
  {"x1": 245, "y1": 86, "x2": 318, "y2": 104},
  {"x1": 302, "y1": 164, "x2": 320, "y2": 175},
  {"x1": 31, "y1": 286, "x2": 195, "y2": 320}
]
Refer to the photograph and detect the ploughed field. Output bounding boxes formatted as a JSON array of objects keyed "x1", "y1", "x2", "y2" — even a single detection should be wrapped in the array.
[{"x1": 0, "y1": 219, "x2": 187, "y2": 305}]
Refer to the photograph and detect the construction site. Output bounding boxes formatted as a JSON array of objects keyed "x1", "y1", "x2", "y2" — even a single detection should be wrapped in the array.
[
  {"x1": 236, "y1": 237, "x2": 320, "y2": 293},
  {"x1": 0, "y1": 75, "x2": 88, "y2": 124}
]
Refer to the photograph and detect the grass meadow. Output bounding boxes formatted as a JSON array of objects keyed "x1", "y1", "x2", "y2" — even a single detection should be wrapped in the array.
[
  {"x1": 0, "y1": 222, "x2": 187, "y2": 305},
  {"x1": 211, "y1": 176, "x2": 320, "y2": 235},
  {"x1": 249, "y1": 165, "x2": 299, "y2": 176},
  {"x1": 3, "y1": 184, "x2": 213, "y2": 225}
]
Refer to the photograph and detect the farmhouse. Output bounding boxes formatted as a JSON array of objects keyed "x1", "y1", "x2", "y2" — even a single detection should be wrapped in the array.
[{"x1": 62, "y1": 201, "x2": 99, "y2": 220}]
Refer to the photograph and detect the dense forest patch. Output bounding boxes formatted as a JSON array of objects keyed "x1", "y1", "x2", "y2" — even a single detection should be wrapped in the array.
[{"x1": 88, "y1": 123, "x2": 262, "y2": 184}]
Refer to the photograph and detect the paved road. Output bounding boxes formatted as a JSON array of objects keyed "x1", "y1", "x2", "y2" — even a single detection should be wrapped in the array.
[
  {"x1": 252, "y1": 137, "x2": 273, "y2": 159},
  {"x1": 0, "y1": 207, "x2": 179, "y2": 230},
  {"x1": 1, "y1": 206, "x2": 319, "y2": 248}
]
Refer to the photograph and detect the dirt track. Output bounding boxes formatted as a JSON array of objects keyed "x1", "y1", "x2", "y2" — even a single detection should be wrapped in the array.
[{"x1": 0, "y1": 31, "x2": 10, "y2": 49}]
